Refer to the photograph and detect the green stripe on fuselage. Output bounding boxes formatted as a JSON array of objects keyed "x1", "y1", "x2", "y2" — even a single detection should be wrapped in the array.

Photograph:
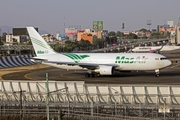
[{"x1": 63, "y1": 53, "x2": 90, "y2": 63}]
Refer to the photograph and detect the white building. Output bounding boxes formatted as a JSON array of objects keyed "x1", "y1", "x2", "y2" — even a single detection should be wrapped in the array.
[
  {"x1": 56, "y1": 33, "x2": 61, "y2": 40},
  {"x1": 41, "y1": 34, "x2": 54, "y2": 42},
  {"x1": 5, "y1": 34, "x2": 20, "y2": 45},
  {"x1": 167, "y1": 20, "x2": 174, "y2": 27}
]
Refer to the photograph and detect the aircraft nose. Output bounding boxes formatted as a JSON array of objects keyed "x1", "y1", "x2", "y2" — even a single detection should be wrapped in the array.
[{"x1": 166, "y1": 60, "x2": 172, "y2": 66}]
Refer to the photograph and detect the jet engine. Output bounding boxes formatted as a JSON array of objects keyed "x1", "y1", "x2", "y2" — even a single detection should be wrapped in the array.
[{"x1": 95, "y1": 65, "x2": 115, "y2": 75}]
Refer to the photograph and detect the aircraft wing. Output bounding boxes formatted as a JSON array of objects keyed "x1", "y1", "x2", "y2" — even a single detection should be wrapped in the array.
[
  {"x1": 26, "y1": 57, "x2": 119, "y2": 69},
  {"x1": 79, "y1": 63, "x2": 118, "y2": 69},
  {"x1": 43, "y1": 60, "x2": 118, "y2": 69}
]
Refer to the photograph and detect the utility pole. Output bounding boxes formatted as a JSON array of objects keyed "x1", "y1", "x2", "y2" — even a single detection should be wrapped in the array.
[
  {"x1": 13, "y1": 90, "x2": 26, "y2": 120},
  {"x1": 147, "y1": 20, "x2": 152, "y2": 31},
  {"x1": 164, "y1": 98, "x2": 166, "y2": 120},
  {"x1": 45, "y1": 73, "x2": 68, "y2": 120}
]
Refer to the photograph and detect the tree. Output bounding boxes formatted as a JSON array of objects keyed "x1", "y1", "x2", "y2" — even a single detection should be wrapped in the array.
[
  {"x1": 64, "y1": 40, "x2": 76, "y2": 52},
  {"x1": 0, "y1": 36, "x2": 4, "y2": 45},
  {"x1": 139, "y1": 28, "x2": 148, "y2": 32},
  {"x1": 105, "y1": 36, "x2": 117, "y2": 45},
  {"x1": 108, "y1": 31, "x2": 116, "y2": 37},
  {"x1": 116, "y1": 31, "x2": 124, "y2": 38},
  {"x1": 92, "y1": 38, "x2": 105, "y2": 49},
  {"x1": 19, "y1": 40, "x2": 32, "y2": 45},
  {"x1": 2, "y1": 32, "x2": 7, "y2": 42},
  {"x1": 49, "y1": 40, "x2": 76, "y2": 52},
  {"x1": 127, "y1": 33, "x2": 138, "y2": 39},
  {"x1": 77, "y1": 39, "x2": 91, "y2": 51},
  {"x1": 50, "y1": 42, "x2": 60, "y2": 52}
]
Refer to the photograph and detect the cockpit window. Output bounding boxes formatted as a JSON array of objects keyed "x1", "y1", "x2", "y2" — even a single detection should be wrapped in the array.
[{"x1": 160, "y1": 57, "x2": 167, "y2": 60}]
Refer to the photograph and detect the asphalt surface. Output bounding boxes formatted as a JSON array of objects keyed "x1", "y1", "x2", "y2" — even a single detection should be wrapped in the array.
[
  {"x1": 2, "y1": 62, "x2": 180, "y2": 85},
  {"x1": 2, "y1": 50, "x2": 180, "y2": 85}
]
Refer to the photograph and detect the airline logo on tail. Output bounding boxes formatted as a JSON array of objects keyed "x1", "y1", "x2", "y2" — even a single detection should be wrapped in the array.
[
  {"x1": 31, "y1": 37, "x2": 55, "y2": 53},
  {"x1": 63, "y1": 53, "x2": 90, "y2": 63},
  {"x1": 37, "y1": 50, "x2": 49, "y2": 54}
]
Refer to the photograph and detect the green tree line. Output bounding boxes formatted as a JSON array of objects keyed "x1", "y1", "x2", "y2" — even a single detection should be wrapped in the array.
[{"x1": 0, "y1": 28, "x2": 171, "y2": 53}]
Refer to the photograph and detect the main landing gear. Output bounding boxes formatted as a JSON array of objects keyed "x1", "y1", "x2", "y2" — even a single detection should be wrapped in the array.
[
  {"x1": 85, "y1": 70, "x2": 98, "y2": 78},
  {"x1": 155, "y1": 69, "x2": 160, "y2": 77},
  {"x1": 85, "y1": 73, "x2": 96, "y2": 77}
]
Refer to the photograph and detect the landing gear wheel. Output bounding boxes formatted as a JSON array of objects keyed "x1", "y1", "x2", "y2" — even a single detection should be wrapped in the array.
[
  {"x1": 156, "y1": 74, "x2": 160, "y2": 77},
  {"x1": 97, "y1": 73, "x2": 100, "y2": 76},
  {"x1": 91, "y1": 73, "x2": 95, "y2": 77},
  {"x1": 85, "y1": 73, "x2": 96, "y2": 77},
  {"x1": 85, "y1": 73, "x2": 90, "y2": 78}
]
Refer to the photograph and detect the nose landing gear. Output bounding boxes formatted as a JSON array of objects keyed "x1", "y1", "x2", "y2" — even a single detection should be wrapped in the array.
[{"x1": 155, "y1": 69, "x2": 160, "y2": 77}]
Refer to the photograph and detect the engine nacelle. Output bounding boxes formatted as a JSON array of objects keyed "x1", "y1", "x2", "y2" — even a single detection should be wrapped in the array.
[{"x1": 95, "y1": 65, "x2": 114, "y2": 75}]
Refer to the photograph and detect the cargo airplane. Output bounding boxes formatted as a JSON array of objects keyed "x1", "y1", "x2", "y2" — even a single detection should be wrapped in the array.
[{"x1": 27, "y1": 27, "x2": 172, "y2": 77}]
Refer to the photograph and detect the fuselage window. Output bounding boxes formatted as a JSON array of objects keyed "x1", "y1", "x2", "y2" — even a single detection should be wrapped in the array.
[{"x1": 160, "y1": 57, "x2": 167, "y2": 60}]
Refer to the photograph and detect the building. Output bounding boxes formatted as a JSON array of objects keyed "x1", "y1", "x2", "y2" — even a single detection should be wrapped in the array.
[
  {"x1": 81, "y1": 34, "x2": 93, "y2": 43},
  {"x1": 167, "y1": 20, "x2": 174, "y2": 27},
  {"x1": 5, "y1": 34, "x2": 15, "y2": 44},
  {"x1": 42, "y1": 34, "x2": 55, "y2": 42},
  {"x1": 170, "y1": 31, "x2": 176, "y2": 44},
  {"x1": 5, "y1": 28, "x2": 38, "y2": 45},
  {"x1": 5, "y1": 34, "x2": 29, "y2": 45},
  {"x1": 77, "y1": 29, "x2": 108, "y2": 43},
  {"x1": 158, "y1": 25, "x2": 176, "y2": 33},
  {"x1": 65, "y1": 28, "x2": 78, "y2": 41},
  {"x1": 158, "y1": 21, "x2": 176, "y2": 33},
  {"x1": 55, "y1": 33, "x2": 61, "y2": 40},
  {"x1": 176, "y1": 18, "x2": 180, "y2": 44}
]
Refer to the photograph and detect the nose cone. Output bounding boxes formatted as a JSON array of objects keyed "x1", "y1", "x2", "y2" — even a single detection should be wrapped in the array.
[{"x1": 166, "y1": 60, "x2": 172, "y2": 67}]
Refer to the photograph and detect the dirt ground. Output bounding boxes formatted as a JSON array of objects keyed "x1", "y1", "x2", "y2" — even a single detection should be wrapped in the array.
[{"x1": 0, "y1": 64, "x2": 50, "y2": 80}]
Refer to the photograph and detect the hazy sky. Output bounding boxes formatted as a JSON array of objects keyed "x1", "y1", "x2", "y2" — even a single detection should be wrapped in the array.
[{"x1": 1, "y1": 0, "x2": 180, "y2": 33}]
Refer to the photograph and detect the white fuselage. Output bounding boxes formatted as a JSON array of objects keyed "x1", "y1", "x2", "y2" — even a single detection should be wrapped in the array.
[
  {"x1": 132, "y1": 46, "x2": 180, "y2": 52},
  {"x1": 27, "y1": 26, "x2": 172, "y2": 76},
  {"x1": 32, "y1": 53, "x2": 171, "y2": 71}
]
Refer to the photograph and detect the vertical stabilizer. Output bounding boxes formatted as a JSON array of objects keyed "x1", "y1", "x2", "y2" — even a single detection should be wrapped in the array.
[{"x1": 26, "y1": 27, "x2": 56, "y2": 56}]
